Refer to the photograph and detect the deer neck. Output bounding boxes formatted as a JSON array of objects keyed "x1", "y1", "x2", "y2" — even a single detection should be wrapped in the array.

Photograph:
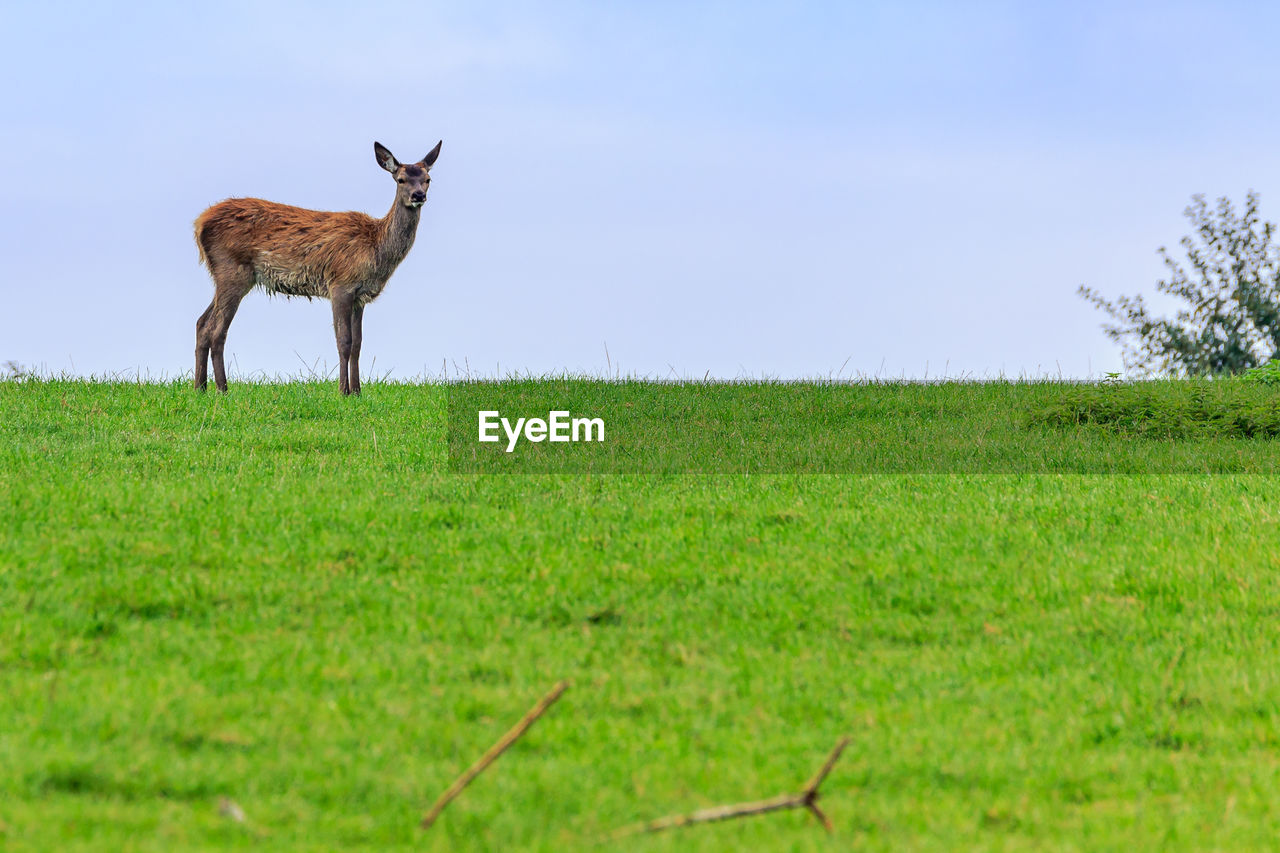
[{"x1": 375, "y1": 200, "x2": 422, "y2": 275}]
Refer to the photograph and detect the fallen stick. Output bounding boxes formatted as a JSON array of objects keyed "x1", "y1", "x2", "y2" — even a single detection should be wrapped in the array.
[
  {"x1": 609, "y1": 736, "x2": 851, "y2": 840},
  {"x1": 420, "y1": 680, "x2": 570, "y2": 829}
]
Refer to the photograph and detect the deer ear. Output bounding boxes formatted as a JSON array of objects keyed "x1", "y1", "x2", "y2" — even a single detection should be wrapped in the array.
[
  {"x1": 374, "y1": 142, "x2": 400, "y2": 173},
  {"x1": 422, "y1": 140, "x2": 442, "y2": 169}
]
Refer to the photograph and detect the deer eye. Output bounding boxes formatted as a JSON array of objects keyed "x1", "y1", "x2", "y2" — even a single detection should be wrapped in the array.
[{"x1": 397, "y1": 178, "x2": 406, "y2": 184}]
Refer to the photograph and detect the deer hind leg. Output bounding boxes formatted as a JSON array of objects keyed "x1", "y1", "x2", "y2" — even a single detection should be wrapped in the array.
[
  {"x1": 194, "y1": 300, "x2": 215, "y2": 391},
  {"x1": 331, "y1": 293, "x2": 355, "y2": 395},
  {"x1": 208, "y1": 267, "x2": 252, "y2": 392}
]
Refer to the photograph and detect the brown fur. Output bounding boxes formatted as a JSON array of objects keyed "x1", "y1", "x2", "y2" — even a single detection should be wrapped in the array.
[
  {"x1": 196, "y1": 200, "x2": 399, "y2": 304},
  {"x1": 193, "y1": 140, "x2": 441, "y2": 395}
]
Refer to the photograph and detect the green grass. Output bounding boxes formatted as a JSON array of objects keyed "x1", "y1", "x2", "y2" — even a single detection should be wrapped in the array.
[{"x1": 4, "y1": 379, "x2": 1280, "y2": 850}]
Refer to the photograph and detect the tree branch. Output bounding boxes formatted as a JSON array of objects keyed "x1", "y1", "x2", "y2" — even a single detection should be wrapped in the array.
[
  {"x1": 609, "y1": 736, "x2": 851, "y2": 840},
  {"x1": 420, "y1": 680, "x2": 570, "y2": 829}
]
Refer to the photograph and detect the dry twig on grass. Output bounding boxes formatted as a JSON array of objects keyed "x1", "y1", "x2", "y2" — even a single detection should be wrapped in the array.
[
  {"x1": 217, "y1": 797, "x2": 246, "y2": 823},
  {"x1": 420, "y1": 680, "x2": 570, "y2": 829},
  {"x1": 609, "y1": 736, "x2": 851, "y2": 840}
]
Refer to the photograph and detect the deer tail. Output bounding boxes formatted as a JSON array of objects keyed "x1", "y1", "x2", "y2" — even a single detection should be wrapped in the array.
[{"x1": 193, "y1": 212, "x2": 212, "y2": 269}]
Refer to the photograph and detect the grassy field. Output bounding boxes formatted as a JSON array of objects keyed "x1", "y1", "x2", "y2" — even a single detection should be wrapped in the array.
[{"x1": 4, "y1": 379, "x2": 1280, "y2": 850}]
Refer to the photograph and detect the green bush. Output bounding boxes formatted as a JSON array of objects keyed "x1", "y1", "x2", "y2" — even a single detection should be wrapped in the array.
[
  {"x1": 1029, "y1": 381, "x2": 1280, "y2": 438},
  {"x1": 1242, "y1": 358, "x2": 1280, "y2": 386}
]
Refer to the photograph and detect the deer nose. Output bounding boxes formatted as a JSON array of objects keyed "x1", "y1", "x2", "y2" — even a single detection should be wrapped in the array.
[{"x1": 411, "y1": 190, "x2": 426, "y2": 203}]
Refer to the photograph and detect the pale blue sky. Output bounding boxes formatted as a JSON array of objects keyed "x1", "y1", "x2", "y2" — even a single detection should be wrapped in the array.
[{"x1": 4, "y1": 1, "x2": 1280, "y2": 379}]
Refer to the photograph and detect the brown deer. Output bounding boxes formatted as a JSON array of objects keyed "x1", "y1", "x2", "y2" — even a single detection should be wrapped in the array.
[{"x1": 193, "y1": 140, "x2": 442, "y2": 395}]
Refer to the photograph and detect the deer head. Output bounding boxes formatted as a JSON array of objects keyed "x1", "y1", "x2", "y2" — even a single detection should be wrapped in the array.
[{"x1": 375, "y1": 141, "x2": 442, "y2": 208}]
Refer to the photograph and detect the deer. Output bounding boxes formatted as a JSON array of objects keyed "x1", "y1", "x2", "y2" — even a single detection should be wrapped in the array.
[{"x1": 193, "y1": 140, "x2": 442, "y2": 395}]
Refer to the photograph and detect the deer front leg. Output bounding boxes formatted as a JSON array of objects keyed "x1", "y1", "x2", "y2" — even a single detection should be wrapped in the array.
[
  {"x1": 332, "y1": 293, "x2": 355, "y2": 395},
  {"x1": 349, "y1": 302, "x2": 365, "y2": 396}
]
